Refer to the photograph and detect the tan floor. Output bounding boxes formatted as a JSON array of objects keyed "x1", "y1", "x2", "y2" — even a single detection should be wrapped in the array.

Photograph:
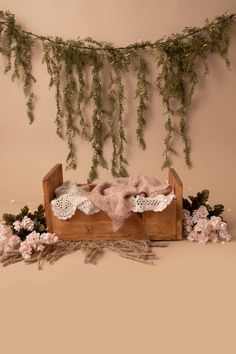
[{"x1": 0, "y1": 238, "x2": 235, "y2": 354}]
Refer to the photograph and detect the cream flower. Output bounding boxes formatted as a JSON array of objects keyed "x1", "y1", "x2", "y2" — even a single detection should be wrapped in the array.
[
  {"x1": 21, "y1": 216, "x2": 34, "y2": 231},
  {"x1": 13, "y1": 220, "x2": 22, "y2": 232}
]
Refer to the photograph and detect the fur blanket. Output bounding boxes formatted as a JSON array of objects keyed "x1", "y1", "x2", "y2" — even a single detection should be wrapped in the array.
[{"x1": 77, "y1": 175, "x2": 172, "y2": 231}]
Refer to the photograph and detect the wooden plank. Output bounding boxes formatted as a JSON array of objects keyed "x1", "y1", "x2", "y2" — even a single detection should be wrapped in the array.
[
  {"x1": 43, "y1": 164, "x2": 63, "y2": 233},
  {"x1": 143, "y1": 200, "x2": 177, "y2": 239},
  {"x1": 51, "y1": 209, "x2": 146, "y2": 240}
]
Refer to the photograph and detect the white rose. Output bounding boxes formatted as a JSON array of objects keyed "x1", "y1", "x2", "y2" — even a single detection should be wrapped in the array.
[{"x1": 13, "y1": 220, "x2": 22, "y2": 232}]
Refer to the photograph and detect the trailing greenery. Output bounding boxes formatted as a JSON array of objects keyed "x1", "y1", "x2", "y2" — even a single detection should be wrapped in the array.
[
  {"x1": 0, "y1": 10, "x2": 35, "y2": 123},
  {"x1": 156, "y1": 14, "x2": 233, "y2": 168},
  {"x1": 183, "y1": 190, "x2": 224, "y2": 217},
  {"x1": 0, "y1": 10, "x2": 235, "y2": 181},
  {"x1": 3, "y1": 205, "x2": 46, "y2": 241},
  {"x1": 135, "y1": 57, "x2": 151, "y2": 150}
]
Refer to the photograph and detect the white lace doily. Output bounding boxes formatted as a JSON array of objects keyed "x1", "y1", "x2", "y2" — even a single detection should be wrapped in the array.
[
  {"x1": 51, "y1": 181, "x2": 175, "y2": 220},
  {"x1": 131, "y1": 193, "x2": 175, "y2": 213},
  {"x1": 51, "y1": 182, "x2": 100, "y2": 220}
]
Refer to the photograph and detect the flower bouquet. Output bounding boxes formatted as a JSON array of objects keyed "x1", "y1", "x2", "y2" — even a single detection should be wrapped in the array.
[{"x1": 183, "y1": 190, "x2": 231, "y2": 244}]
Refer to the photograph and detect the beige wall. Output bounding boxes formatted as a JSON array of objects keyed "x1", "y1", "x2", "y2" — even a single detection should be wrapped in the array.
[{"x1": 0, "y1": 0, "x2": 235, "y2": 234}]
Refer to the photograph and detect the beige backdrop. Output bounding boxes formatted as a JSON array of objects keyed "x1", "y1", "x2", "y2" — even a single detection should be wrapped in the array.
[
  {"x1": 0, "y1": 0, "x2": 235, "y2": 235},
  {"x1": 1, "y1": 2, "x2": 236, "y2": 354}
]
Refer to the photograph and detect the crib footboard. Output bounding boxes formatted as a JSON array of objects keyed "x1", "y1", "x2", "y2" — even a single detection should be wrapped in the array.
[
  {"x1": 141, "y1": 168, "x2": 183, "y2": 240},
  {"x1": 168, "y1": 168, "x2": 183, "y2": 239}
]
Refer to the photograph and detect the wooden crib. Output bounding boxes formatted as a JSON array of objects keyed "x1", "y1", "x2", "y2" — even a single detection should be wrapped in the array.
[{"x1": 43, "y1": 164, "x2": 183, "y2": 241}]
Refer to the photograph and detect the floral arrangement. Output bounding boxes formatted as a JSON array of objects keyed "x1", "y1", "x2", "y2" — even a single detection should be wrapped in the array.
[
  {"x1": 1, "y1": 205, "x2": 58, "y2": 261},
  {"x1": 183, "y1": 190, "x2": 231, "y2": 244},
  {"x1": 0, "y1": 190, "x2": 232, "y2": 268}
]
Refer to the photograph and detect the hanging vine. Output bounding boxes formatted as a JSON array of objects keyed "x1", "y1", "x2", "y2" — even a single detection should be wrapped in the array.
[
  {"x1": 0, "y1": 10, "x2": 35, "y2": 123},
  {"x1": 135, "y1": 56, "x2": 151, "y2": 150},
  {"x1": 156, "y1": 14, "x2": 233, "y2": 167},
  {"x1": 0, "y1": 10, "x2": 235, "y2": 181}
]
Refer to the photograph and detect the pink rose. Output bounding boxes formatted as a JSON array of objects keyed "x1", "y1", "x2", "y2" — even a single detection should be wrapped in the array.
[
  {"x1": 21, "y1": 216, "x2": 34, "y2": 231},
  {"x1": 40, "y1": 233, "x2": 59, "y2": 245},
  {"x1": 7, "y1": 235, "x2": 21, "y2": 249},
  {"x1": 209, "y1": 231, "x2": 219, "y2": 243},
  {"x1": 185, "y1": 225, "x2": 193, "y2": 233},
  {"x1": 19, "y1": 241, "x2": 33, "y2": 260},
  {"x1": 194, "y1": 219, "x2": 208, "y2": 233},
  {"x1": 219, "y1": 230, "x2": 232, "y2": 242},
  {"x1": 187, "y1": 231, "x2": 198, "y2": 242},
  {"x1": 0, "y1": 224, "x2": 13, "y2": 239},
  {"x1": 0, "y1": 238, "x2": 8, "y2": 255},
  {"x1": 37, "y1": 244, "x2": 45, "y2": 252},
  {"x1": 210, "y1": 216, "x2": 221, "y2": 230},
  {"x1": 192, "y1": 206, "x2": 209, "y2": 223},
  {"x1": 183, "y1": 210, "x2": 193, "y2": 225},
  {"x1": 198, "y1": 235, "x2": 209, "y2": 244},
  {"x1": 25, "y1": 231, "x2": 41, "y2": 250}
]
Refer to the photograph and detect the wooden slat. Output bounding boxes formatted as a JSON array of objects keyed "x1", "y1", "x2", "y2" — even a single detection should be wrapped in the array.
[
  {"x1": 43, "y1": 164, "x2": 63, "y2": 233},
  {"x1": 51, "y1": 209, "x2": 146, "y2": 240}
]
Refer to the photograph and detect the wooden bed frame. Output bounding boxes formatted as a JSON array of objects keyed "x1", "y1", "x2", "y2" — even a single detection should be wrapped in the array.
[{"x1": 43, "y1": 164, "x2": 183, "y2": 241}]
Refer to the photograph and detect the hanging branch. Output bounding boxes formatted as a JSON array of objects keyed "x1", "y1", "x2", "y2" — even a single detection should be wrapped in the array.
[
  {"x1": 0, "y1": 10, "x2": 235, "y2": 180},
  {"x1": 109, "y1": 49, "x2": 132, "y2": 178},
  {"x1": 106, "y1": 73, "x2": 119, "y2": 177},
  {"x1": 161, "y1": 115, "x2": 177, "y2": 169},
  {"x1": 42, "y1": 40, "x2": 64, "y2": 137},
  {"x1": 75, "y1": 51, "x2": 91, "y2": 140},
  {"x1": 0, "y1": 10, "x2": 35, "y2": 123},
  {"x1": 156, "y1": 13, "x2": 233, "y2": 167},
  {"x1": 88, "y1": 53, "x2": 108, "y2": 183},
  {"x1": 135, "y1": 56, "x2": 151, "y2": 149}
]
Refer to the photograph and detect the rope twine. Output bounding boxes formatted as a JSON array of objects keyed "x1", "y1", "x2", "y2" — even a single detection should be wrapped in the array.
[{"x1": 0, "y1": 240, "x2": 168, "y2": 270}]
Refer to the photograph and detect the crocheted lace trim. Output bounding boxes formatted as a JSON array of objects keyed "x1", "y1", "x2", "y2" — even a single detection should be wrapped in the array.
[
  {"x1": 51, "y1": 181, "x2": 175, "y2": 220},
  {"x1": 130, "y1": 193, "x2": 175, "y2": 212},
  {"x1": 51, "y1": 181, "x2": 100, "y2": 220}
]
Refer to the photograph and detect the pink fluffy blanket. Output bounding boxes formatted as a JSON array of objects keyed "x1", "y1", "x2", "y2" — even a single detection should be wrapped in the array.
[{"x1": 77, "y1": 175, "x2": 172, "y2": 231}]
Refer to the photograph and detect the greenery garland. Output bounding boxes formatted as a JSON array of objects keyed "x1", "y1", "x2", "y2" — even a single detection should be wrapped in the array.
[{"x1": 0, "y1": 10, "x2": 235, "y2": 181}]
